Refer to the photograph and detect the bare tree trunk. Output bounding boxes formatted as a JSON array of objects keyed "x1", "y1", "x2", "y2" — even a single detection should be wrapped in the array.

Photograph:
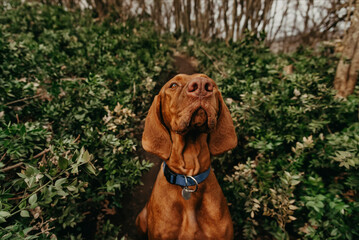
[
  {"x1": 174, "y1": 0, "x2": 182, "y2": 33},
  {"x1": 186, "y1": 0, "x2": 192, "y2": 33},
  {"x1": 203, "y1": 1, "x2": 213, "y2": 39},
  {"x1": 334, "y1": 0, "x2": 359, "y2": 97},
  {"x1": 259, "y1": 0, "x2": 273, "y2": 33},
  {"x1": 212, "y1": 0, "x2": 222, "y2": 39},
  {"x1": 208, "y1": 0, "x2": 215, "y2": 40},
  {"x1": 182, "y1": 0, "x2": 188, "y2": 33},
  {"x1": 223, "y1": 0, "x2": 229, "y2": 41},
  {"x1": 137, "y1": 0, "x2": 147, "y2": 18},
  {"x1": 291, "y1": 0, "x2": 300, "y2": 37},
  {"x1": 181, "y1": 0, "x2": 189, "y2": 33},
  {"x1": 267, "y1": 0, "x2": 277, "y2": 42},
  {"x1": 301, "y1": 0, "x2": 313, "y2": 45},
  {"x1": 53, "y1": 0, "x2": 354, "y2": 53},
  {"x1": 229, "y1": 0, "x2": 238, "y2": 41},
  {"x1": 239, "y1": 0, "x2": 253, "y2": 39},
  {"x1": 163, "y1": 1, "x2": 172, "y2": 30},
  {"x1": 113, "y1": 0, "x2": 123, "y2": 17},
  {"x1": 236, "y1": 0, "x2": 244, "y2": 40},
  {"x1": 251, "y1": 0, "x2": 261, "y2": 35},
  {"x1": 194, "y1": 0, "x2": 200, "y2": 36},
  {"x1": 303, "y1": 0, "x2": 312, "y2": 34},
  {"x1": 270, "y1": 0, "x2": 289, "y2": 45},
  {"x1": 152, "y1": 0, "x2": 163, "y2": 31},
  {"x1": 94, "y1": 0, "x2": 105, "y2": 18}
]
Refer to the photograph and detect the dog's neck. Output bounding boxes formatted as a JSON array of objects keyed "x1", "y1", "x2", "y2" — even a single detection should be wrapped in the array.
[{"x1": 166, "y1": 131, "x2": 211, "y2": 176}]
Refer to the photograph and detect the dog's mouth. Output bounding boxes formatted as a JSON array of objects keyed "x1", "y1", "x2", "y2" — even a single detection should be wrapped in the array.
[
  {"x1": 190, "y1": 108, "x2": 207, "y2": 128},
  {"x1": 174, "y1": 107, "x2": 214, "y2": 135}
]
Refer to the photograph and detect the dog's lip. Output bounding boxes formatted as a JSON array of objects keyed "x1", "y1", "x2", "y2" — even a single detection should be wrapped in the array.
[
  {"x1": 174, "y1": 107, "x2": 210, "y2": 134},
  {"x1": 190, "y1": 107, "x2": 207, "y2": 125}
]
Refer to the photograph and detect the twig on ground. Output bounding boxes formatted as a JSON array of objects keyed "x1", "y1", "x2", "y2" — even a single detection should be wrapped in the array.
[
  {"x1": 1, "y1": 162, "x2": 24, "y2": 172},
  {"x1": 73, "y1": 134, "x2": 81, "y2": 143},
  {"x1": 60, "y1": 77, "x2": 86, "y2": 81},
  {"x1": 0, "y1": 153, "x2": 6, "y2": 162},
  {"x1": 33, "y1": 149, "x2": 50, "y2": 159},
  {"x1": 4, "y1": 94, "x2": 43, "y2": 106},
  {"x1": 8, "y1": 195, "x2": 27, "y2": 201}
]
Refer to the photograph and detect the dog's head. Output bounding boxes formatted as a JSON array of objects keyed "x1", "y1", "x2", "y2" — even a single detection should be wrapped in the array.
[{"x1": 142, "y1": 74, "x2": 237, "y2": 159}]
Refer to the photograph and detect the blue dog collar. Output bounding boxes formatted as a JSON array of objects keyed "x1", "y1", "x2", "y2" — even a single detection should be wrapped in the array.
[{"x1": 163, "y1": 161, "x2": 211, "y2": 187}]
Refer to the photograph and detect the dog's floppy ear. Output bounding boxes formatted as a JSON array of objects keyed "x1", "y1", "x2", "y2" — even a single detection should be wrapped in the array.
[
  {"x1": 142, "y1": 95, "x2": 172, "y2": 160},
  {"x1": 209, "y1": 93, "x2": 237, "y2": 155}
]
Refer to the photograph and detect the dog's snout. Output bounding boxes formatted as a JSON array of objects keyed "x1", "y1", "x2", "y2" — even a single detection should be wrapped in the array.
[{"x1": 187, "y1": 78, "x2": 213, "y2": 97}]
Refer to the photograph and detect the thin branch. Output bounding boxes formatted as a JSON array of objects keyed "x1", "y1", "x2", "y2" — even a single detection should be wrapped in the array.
[
  {"x1": 60, "y1": 77, "x2": 86, "y2": 81},
  {"x1": 0, "y1": 153, "x2": 6, "y2": 162},
  {"x1": 33, "y1": 149, "x2": 50, "y2": 159},
  {"x1": 4, "y1": 94, "x2": 43, "y2": 106},
  {"x1": 270, "y1": 0, "x2": 289, "y2": 44},
  {"x1": 8, "y1": 195, "x2": 28, "y2": 201},
  {"x1": 1, "y1": 162, "x2": 24, "y2": 172},
  {"x1": 73, "y1": 134, "x2": 81, "y2": 143}
]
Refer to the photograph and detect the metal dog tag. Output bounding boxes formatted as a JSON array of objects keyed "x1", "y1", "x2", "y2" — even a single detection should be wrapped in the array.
[{"x1": 182, "y1": 188, "x2": 191, "y2": 200}]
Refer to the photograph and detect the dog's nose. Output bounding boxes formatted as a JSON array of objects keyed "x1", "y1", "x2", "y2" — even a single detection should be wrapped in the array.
[{"x1": 187, "y1": 77, "x2": 213, "y2": 97}]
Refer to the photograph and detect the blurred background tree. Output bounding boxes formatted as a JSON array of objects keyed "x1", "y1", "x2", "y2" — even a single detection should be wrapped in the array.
[
  {"x1": 42, "y1": 0, "x2": 354, "y2": 51},
  {"x1": 41, "y1": 0, "x2": 359, "y2": 95},
  {"x1": 334, "y1": 0, "x2": 359, "y2": 97}
]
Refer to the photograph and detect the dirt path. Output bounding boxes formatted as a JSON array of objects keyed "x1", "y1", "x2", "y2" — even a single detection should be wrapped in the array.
[{"x1": 116, "y1": 52, "x2": 198, "y2": 240}]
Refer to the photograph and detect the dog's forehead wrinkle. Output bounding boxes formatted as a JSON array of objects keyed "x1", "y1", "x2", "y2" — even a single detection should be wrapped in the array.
[{"x1": 170, "y1": 73, "x2": 213, "y2": 84}]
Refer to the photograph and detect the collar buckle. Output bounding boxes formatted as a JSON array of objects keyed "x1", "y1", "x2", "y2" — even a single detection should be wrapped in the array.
[{"x1": 184, "y1": 175, "x2": 198, "y2": 192}]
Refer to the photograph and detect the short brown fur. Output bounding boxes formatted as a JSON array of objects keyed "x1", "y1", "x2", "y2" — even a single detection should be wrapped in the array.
[{"x1": 136, "y1": 74, "x2": 237, "y2": 239}]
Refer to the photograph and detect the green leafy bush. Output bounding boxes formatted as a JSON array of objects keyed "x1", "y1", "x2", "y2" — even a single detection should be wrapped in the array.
[
  {"x1": 186, "y1": 33, "x2": 359, "y2": 239},
  {"x1": 0, "y1": 1, "x2": 173, "y2": 239}
]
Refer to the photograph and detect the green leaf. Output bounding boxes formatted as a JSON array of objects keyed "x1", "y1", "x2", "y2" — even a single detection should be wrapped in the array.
[
  {"x1": 19, "y1": 200, "x2": 27, "y2": 209},
  {"x1": 71, "y1": 164, "x2": 79, "y2": 174},
  {"x1": 20, "y1": 210, "x2": 30, "y2": 217},
  {"x1": 17, "y1": 173, "x2": 27, "y2": 178},
  {"x1": 330, "y1": 228, "x2": 338, "y2": 237},
  {"x1": 86, "y1": 163, "x2": 97, "y2": 175},
  {"x1": 56, "y1": 189, "x2": 68, "y2": 197},
  {"x1": 55, "y1": 178, "x2": 67, "y2": 188},
  {"x1": 28, "y1": 193, "x2": 37, "y2": 205},
  {"x1": 82, "y1": 150, "x2": 91, "y2": 163},
  {"x1": 0, "y1": 211, "x2": 10, "y2": 218},
  {"x1": 290, "y1": 180, "x2": 301, "y2": 186},
  {"x1": 1, "y1": 232, "x2": 12, "y2": 239},
  {"x1": 66, "y1": 186, "x2": 77, "y2": 192},
  {"x1": 23, "y1": 227, "x2": 33, "y2": 235},
  {"x1": 316, "y1": 201, "x2": 324, "y2": 208},
  {"x1": 58, "y1": 157, "x2": 68, "y2": 170}
]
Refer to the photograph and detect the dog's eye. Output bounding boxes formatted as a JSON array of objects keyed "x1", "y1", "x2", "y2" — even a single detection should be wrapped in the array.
[{"x1": 169, "y1": 83, "x2": 178, "y2": 88}]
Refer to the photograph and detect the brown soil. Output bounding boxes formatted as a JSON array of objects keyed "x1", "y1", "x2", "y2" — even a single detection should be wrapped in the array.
[
  {"x1": 116, "y1": 52, "x2": 198, "y2": 239},
  {"x1": 173, "y1": 51, "x2": 199, "y2": 75}
]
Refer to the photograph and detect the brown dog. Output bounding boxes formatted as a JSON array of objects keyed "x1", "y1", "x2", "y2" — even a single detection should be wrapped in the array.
[{"x1": 136, "y1": 74, "x2": 237, "y2": 239}]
